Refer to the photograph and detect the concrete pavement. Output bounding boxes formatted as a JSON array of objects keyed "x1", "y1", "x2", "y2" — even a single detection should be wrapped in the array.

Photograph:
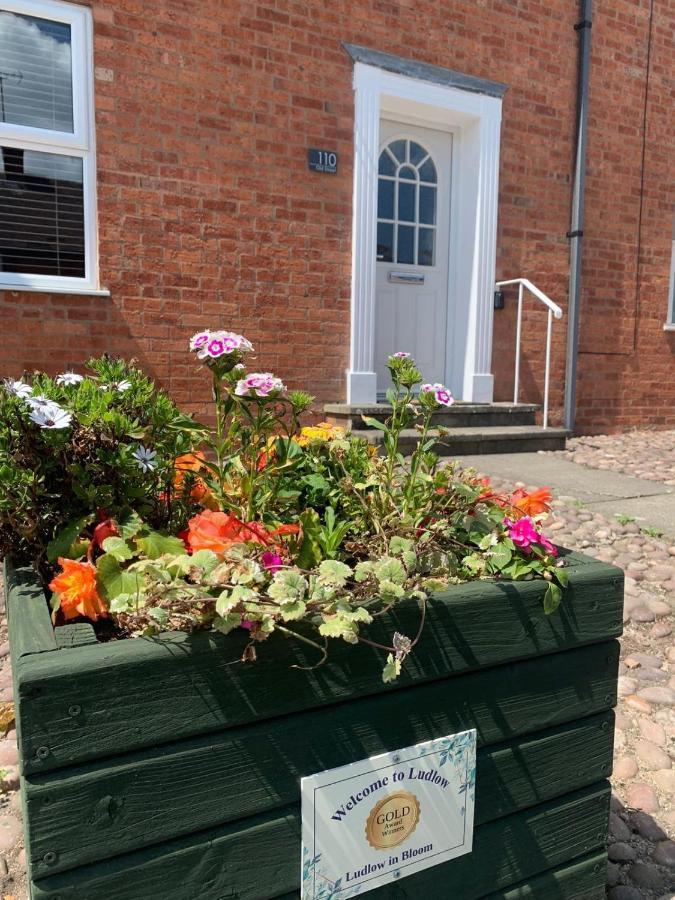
[{"x1": 456, "y1": 453, "x2": 675, "y2": 537}]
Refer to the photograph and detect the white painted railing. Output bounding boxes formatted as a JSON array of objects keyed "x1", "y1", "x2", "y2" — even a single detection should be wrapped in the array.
[{"x1": 495, "y1": 278, "x2": 564, "y2": 430}]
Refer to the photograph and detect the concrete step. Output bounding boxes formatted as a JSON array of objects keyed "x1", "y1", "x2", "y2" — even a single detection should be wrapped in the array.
[
  {"x1": 350, "y1": 425, "x2": 570, "y2": 455},
  {"x1": 325, "y1": 401, "x2": 539, "y2": 430}
]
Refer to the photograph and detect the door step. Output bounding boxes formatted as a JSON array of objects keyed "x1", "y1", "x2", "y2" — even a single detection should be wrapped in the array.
[
  {"x1": 325, "y1": 401, "x2": 539, "y2": 431},
  {"x1": 346, "y1": 425, "x2": 570, "y2": 455}
]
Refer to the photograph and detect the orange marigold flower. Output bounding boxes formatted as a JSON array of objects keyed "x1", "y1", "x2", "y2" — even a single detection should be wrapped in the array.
[
  {"x1": 187, "y1": 510, "x2": 273, "y2": 554},
  {"x1": 49, "y1": 558, "x2": 108, "y2": 622},
  {"x1": 510, "y1": 487, "x2": 552, "y2": 518}
]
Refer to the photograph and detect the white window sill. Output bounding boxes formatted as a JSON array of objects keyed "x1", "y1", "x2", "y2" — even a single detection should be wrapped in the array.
[
  {"x1": 0, "y1": 283, "x2": 110, "y2": 297},
  {"x1": 664, "y1": 323, "x2": 675, "y2": 332}
]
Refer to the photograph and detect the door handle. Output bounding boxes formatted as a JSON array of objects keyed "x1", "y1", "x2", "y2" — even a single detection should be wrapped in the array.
[{"x1": 388, "y1": 271, "x2": 425, "y2": 284}]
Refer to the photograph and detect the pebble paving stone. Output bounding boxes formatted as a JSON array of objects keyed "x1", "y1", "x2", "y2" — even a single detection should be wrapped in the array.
[
  {"x1": 463, "y1": 447, "x2": 675, "y2": 900},
  {"x1": 554, "y1": 430, "x2": 675, "y2": 484},
  {"x1": 0, "y1": 436, "x2": 671, "y2": 900}
]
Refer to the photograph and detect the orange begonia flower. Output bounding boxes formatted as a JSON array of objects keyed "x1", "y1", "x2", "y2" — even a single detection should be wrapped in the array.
[
  {"x1": 271, "y1": 523, "x2": 301, "y2": 538},
  {"x1": 93, "y1": 518, "x2": 118, "y2": 549},
  {"x1": 173, "y1": 451, "x2": 219, "y2": 510},
  {"x1": 175, "y1": 451, "x2": 205, "y2": 479},
  {"x1": 510, "y1": 487, "x2": 552, "y2": 518},
  {"x1": 187, "y1": 510, "x2": 274, "y2": 554},
  {"x1": 49, "y1": 558, "x2": 108, "y2": 622}
]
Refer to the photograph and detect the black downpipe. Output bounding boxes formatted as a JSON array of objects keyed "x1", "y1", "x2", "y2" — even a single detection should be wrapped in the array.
[{"x1": 564, "y1": 0, "x2": 592, "y2": 432}]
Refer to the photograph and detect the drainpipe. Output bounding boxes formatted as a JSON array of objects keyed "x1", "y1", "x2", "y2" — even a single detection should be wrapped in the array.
[{"x1": 564, "y1": 0, "x2": 592, "y2": 432}]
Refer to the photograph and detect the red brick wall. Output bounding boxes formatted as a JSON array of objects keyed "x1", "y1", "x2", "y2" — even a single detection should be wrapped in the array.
[
  {"x1": 574, "y1": 0, "x2": 675, "y2": 431},
  {"x1": 1, "y1": 0, "x2": 673, "y2": 430}
]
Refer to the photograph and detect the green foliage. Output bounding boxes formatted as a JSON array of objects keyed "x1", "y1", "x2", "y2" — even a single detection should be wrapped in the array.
[
  {"x1": 543, "y1": 582, "x2": 563, "y2": 615},
  {"x1": 0, "y1": 358, "x2": 199, "y2": 575},
  {"x1": 615, "y1": 514, "x2": 636, "y2": 525}
]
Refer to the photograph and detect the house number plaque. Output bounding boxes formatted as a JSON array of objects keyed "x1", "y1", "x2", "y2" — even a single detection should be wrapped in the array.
[{"x1": 308, "y1": 149, "x2": 338, "y2": 174}]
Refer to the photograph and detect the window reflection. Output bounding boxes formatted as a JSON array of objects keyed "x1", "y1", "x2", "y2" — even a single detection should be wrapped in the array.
[{"x1": 0, "y1": 11, "x2": 74, "y2": 132}]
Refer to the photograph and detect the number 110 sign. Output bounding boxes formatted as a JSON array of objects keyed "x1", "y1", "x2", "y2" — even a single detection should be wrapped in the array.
[{"x1": 308, "y1": 148, "x2": 338, "y2": 174}]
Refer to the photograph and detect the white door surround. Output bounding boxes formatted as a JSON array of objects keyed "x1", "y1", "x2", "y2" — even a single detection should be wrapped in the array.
[{"x1": 346, "y1": 49, "x2": 505, "y2": 405}]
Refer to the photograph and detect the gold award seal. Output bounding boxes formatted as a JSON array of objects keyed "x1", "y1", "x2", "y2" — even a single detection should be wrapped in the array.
[{"x1": 365, "y1": 791, "x2": 421, "y2": 850}]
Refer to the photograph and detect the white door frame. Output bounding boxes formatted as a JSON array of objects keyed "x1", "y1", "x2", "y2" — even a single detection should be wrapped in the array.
[{"x1": 347, "y1": 60, "x2": 503, "y2": 404}]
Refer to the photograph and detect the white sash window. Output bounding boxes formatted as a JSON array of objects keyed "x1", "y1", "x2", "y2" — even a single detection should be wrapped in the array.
[{"x1": 0, "y1": 0, "x2": 101, "y2": 293}]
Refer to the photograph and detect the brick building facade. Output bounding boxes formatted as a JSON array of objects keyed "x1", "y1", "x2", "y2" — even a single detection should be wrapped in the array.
[{"x1": 1, "y1": 0, "x2": 673, "y2": 432}]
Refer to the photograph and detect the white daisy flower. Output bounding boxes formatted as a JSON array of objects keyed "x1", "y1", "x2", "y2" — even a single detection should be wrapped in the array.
[
  {"x1": 56, "y1": 372, "x2": 84, "y2": 386},
  {"x1": 28, "y1": 401, "x2": 72, "y2": 429},
  {"x1": 100, "y1": 380, "x2": 132, "y2": 393},
  {"x1": 26, "y1": 395, "x2": 53, "y2": 410},
  {"x1": 133, "y1": 444, "x2": 157, "y2": 472},
  {"x1": 3, "y1": 379, "x2": 33, "y2": 399}
]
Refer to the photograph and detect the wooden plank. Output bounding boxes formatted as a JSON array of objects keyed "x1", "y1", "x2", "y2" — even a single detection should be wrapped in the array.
[
  {"x1": 15, "y1": 556, "x2": 623, "y2": 774},
  {"x1": 4, "y1": 559, "x2": 56, "y2": 659},
  {"x1": 54, "y1": 624, "x2": 97, "y2": 649},
  {"x1": 25, "y1": 678, "x2": 615, "y2": 879},
  {"x1": 482, "y1": 849, "x2": 607, "y2": 898},
  {"x1": 29, "y1": 781, "x2": 611, "y2": 900},
  {"x1": 272, "y1": 849, "x2": 608, "y2": 900},
  {"x1": 5, "y1": 559, "x2": 57, "y2": 778}
]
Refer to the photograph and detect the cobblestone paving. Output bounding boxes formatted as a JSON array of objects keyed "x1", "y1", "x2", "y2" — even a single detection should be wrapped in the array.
[
  {"x1": 0, "y1": 485, "x2": 673, "y2": 898},
  {"x1": 480, "y1": 473, "x2": 675, "y2": 900},
  {"x1": 554, "y1": 431, "x2": 675, "y2": 486}
]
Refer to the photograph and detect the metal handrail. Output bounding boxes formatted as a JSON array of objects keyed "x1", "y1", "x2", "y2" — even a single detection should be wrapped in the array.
[{"x1": 495, "y1": 278, "x2": 564, "y2": 430}]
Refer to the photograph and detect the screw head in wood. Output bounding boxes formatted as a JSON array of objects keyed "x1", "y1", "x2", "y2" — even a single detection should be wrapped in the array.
[
  {"x1": 42, "y1": 851, "x2": 57, "y2": 865},
  {"x1": 68, "y1": 704, "x2": 81, "y2": 717},
  {"x1": 36, "y1": 746, "x2": 50, "y2": 760}
]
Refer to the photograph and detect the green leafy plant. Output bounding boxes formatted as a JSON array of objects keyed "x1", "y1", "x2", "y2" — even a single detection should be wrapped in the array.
[
  {"x1": 21, "y1": 334, "x2": 566, "y2": 682},
  {"x1": 0, "y1": 358, "x2": 199, "y2": 576}
]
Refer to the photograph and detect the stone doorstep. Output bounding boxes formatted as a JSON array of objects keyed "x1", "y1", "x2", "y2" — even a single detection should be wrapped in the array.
[
  {"x1": 324, "y1": 402, "x2": 541, "y2": 431},
  {"x1": 349, "y1": 425, "x2": 570, "y2": 455}
]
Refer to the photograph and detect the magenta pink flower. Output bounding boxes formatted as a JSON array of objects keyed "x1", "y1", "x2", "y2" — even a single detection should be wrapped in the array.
[
  {"x1": 235, "y1": 372, "x2": 285, "y2": 398},
  {"x1": 261, "y1": 551, "x2": 283, "y2": 572},
  {"x1": 420, "y1": 382, "x2": 454, "y2": 407},
  {"x1": 191, "y1": 329, "x2": 254, "y2": 358},
  {"x1": 505, "y1": 516, "x2": 539, "y2": 551},
  {"x1": 391, "y1": 351, "x2": 410, "y2": 359},
  {"x1": 221, "y1": 335, "x2": 240, "y2": 352},
  {"x1": 538, "y1": 534, "x2": 559, "y2": 557},
  {"x1": 189, "y1": 332, "x2": 210, "y2": 350},
  {"x1": 240, "y1": 618, "x2": 253, "y2": 630},
  {"x1": 506, "y1": 516, "x2": 559, "y2": 557},
  {"x1": 206, "y1": 338, "x2": 226, "y2": 358}
]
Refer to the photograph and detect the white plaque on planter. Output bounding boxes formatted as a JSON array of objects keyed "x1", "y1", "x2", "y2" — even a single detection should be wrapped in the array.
[{"x1": 300, "y1": 728, "x2": 476, "y2": 898}]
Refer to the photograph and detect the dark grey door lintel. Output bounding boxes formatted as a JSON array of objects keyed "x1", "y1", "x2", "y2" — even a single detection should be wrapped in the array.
[{"x1": 343, "y1": 44, "x2": 508, "y2": 99}]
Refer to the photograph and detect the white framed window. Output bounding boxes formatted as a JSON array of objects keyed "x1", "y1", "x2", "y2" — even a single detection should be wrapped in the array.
[
  {"x1": 667, "y1": 227, "x2": 675, "y2": 330},
  {"x1": 377, "y1": 138, "x2": 438, "y2": 266},
  {"x1": 0, "y1": 0, "x2": 103, "y2": 293}
]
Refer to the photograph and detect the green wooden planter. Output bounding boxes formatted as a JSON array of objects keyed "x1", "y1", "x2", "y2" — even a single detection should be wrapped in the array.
[{"x1": 5, "y1": 552, "x2": 622, "y2": 900}]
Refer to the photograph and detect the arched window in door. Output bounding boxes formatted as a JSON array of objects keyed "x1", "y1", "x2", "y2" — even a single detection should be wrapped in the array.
[{"x1": 377, "y1": 139, "x2": 438, "y2": 266}]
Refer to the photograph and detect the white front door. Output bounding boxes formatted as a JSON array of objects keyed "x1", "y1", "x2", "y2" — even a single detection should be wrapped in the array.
[{"x1": 375, "y1": 121, "x2": 452, "y2": 395}]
